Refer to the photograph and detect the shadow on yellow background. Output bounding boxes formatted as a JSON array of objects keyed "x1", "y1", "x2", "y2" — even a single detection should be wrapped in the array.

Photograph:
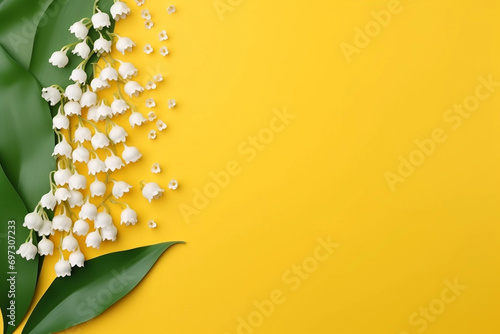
[{"x1": 13, "y1": 0, "x2": 500, "y2": 333}]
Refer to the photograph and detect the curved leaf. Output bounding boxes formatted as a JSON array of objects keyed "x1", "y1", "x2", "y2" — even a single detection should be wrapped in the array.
[
  {"x1": 0, "y1": 164, "x2": 39, "y2": 334},
  {"x1": 23, "y1": 241, "x2": 185, "y2": 334},
  {"x1": 30, "y1": 0, "x2": 115, "y2": 109},
  {"x1": 0, "y1": 0, "x2": 54, "y2": 69},
  {"x1": 0, "y1": 45, "x2": 55, "y2": 211}
]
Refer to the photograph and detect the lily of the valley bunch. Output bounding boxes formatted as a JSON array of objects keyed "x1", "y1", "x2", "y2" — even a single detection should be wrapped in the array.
[{"x1": 18, "y1": 0, "x2": 178, "y2": 277}]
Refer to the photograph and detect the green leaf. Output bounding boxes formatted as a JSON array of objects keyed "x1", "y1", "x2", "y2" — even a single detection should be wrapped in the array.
[
  {"x1": 0, "y1": 44, "x2": 55, "y2": 211},
  {"x1": 0, "y1": 0, "x2": 54, "y2": 69},
  {"x1": 0, "y1": 164, "x2": 39, "y2": 334},
  {"x1": 29, "y1": 0, "x2": 115, "y2": 111},
  {"x1": 23, "y1": 241, "x2": 185, "y2": 334}
]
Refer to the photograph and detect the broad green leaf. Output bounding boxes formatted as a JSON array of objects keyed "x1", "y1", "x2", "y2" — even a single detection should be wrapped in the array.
[
  {"x1": 23, "y1": 241, "x2": 185, "y2": 334},
  {"x1": 0, "y1": 164, "x2": 39, "y2": 334},
  {"x1": 30, "y1": 0, "x2": 115, "y2": 113},
  {"x1": 0, "y1": 45, "x2": 55, "y2": 211},
  {"x1": 0, "y1": 0, "x2": 54, "y2": 69}
]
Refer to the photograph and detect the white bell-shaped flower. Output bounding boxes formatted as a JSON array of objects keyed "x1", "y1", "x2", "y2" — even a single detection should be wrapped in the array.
[
  {"x1": 122, "y1": 144, "x2": 142, "y2": 164},
  {"x1": 87, "y1": 106, "x2": 99, "y2": 122},
  {"x1": 52, "y1": 112, "x2": 69, "y2": 130},
  {"x1": 62, "y1": 233, "x2": 79, "y2": 252},
  {"x1": 96, "y1": 101, "x2": 113, "y2": 120},
  {"x1": 116, "y1": 36, "x2": 135, "y2": 55},
  {"x1": 111, "y1": 98, "x2": 129, "y2": 115},
  {"x1": 73, "y1": 219, "x2": 90, "y2": 236},
  {"x1": 54, "y1": 168, "x2": 72, "y2": 186},
  {"x1": 70, "y1": 68, "x2": 87, "y2": 84},
  {"x1": 52, "y1": 137, "x2": 72, "y2": 158},
  {"x1": 69, "y1": 249, "x2": 85, "y2": 267},
  {"x1": 72, "y1": 41, "x2": 91, "y2": 59},
  {"x1": 16, "y1": 240, "x2": 37, "y2": 260},
  {"x1": 91, "y1": 132, "x2": 110, "y2": 150},
  {"x1": 68, "y1": 190, "x2": 84, "y2": 208},
  {"x1": 128, "y1": 111, "x2": 146, "y2": 127},
  {"x1": 55, "y1": 258, "x2": 72, "y2": 277},
  {"x1": 37, "y1": 236, "x2": 54, "y2": 256},
  {"x1": 54, "y1": 187, "x2": 71, "y2": 203},
  {"x1": 80, "y1": 90, "x2": 97, "y2": 107},
  {"x1": 79, "y1": 200, "x2": 97, "y2": 221},
  {"x1": 94, "y1": 35, "x2": 112, "y2": 54},
  {"x1": 90, "y1": 178, "x2": 106, "y2": 197},
  {"x1": 49, "y1": 50, "x2": 69, "y2": 68},
  {"x1": 42, "y1": 87, "x2": 61, "y2": 106},
  {"x1": 90, "y1": 77, "x2": 110, "y2": 92},
  {"x1": 87, "y1": 157, "x2": 106, "y2": 175},
  {"x1": 142, "y1": 182, "x2": 165, "y2": 202},
  {"x1": 95, "y1": 210, "x2": 112, "y2": 229},
  {"x1": 111, "y1": 1, "x2": 131, "y2": 20},
  {"x1": 101, "y1": 225, "x2": 117, "y2": 241},
  {"x1": 86, "y1": 230, "x2": 102, "y2": 249},
  {"x1": 64, "y1": 101, "x2": 82, "y2": 116},
  {"x1": 41, "y1": 191, "x2": 57, "y2": 210},
  {"x1": 72, "y1": 145, "x2": 90, "y2": 163},
  {"x1": 23, "y1": 212, "x2": 43, "y2": 231},
  {"x1": 100, "y1": 66, "x2": 118, "y2": 81},
  {"x1": 74, "y1": 126, "x2": 92, "y2": 143},
  {"x1": 92, "y1": 9, "x2": 111, "y2": 30},
  {"x1": 109, "y1": 124, "x2": 128, "y2": 143},
  {"x1": 118, "y1": 61, "x2": 137, "y2": 79},
  {"x1": 105, "y1": 153, "x2": 124, "y2": 172},
  {"x1": 52, "y1": 210, "x2": 72, "y2": 232},
  {"x1": 38, "y1": 219, "x2": 54, "y2": 237},
  {"x1": 120, "y1": 207, "x2": 137, "y2": 225},
  {"x1": 68, "y1": 172, "x2": 87, "y2": 190},
  {"x1": 69, "y1": 21, "x2": 88, "y2": 39},
  {"x1": 112, "y1": 181, "x2": 131, "y2": 198},
  {"x1": 65, "y1": 83, "x2": 82, "y2": 101},
  {"x1": 124, "y1": 81, "x2": 144, "y2": 97}
]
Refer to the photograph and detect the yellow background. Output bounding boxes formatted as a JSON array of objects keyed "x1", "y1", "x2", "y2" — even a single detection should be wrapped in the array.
[{"x1": 13, "y1": 0, "x2": 500, "y2": 333}]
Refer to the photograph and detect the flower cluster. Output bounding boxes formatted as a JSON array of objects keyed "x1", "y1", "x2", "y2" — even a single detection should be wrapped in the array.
[{"x1": 18, "y1": 0, "x2": 177, "y2": 277}]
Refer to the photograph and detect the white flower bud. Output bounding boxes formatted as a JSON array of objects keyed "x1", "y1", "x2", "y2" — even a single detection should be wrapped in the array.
[
  {"x1": 94, "y1": 35, "x2": 112, "y2": 54},
  {"x1": 68, "y1": 172, "x2": 87, "y2": 190},
  {"x1": 87, "y1": 157, "x2": 106, "y2": 175},
  {"x1": 16, "y1": 241, "x2": 37, "y2": 260},
  {"x1": 38, "y1": 236, "x2": 54, "y2": 256},
  {"x1": 55, "y1": 259, "x2": 72, "y2": 277},
  {"x1": 69, "y1": 21, "x2": 88, "y2": 39},
  {"x1": 85, "y1": 230, "x2": 102, "y2": 249},
  {"x1": 52, "y1": 112, "x2": 69, "y2": 130},
  {"x1": 69, "y1": 249, "x2": 85, "y2": 267},
  {"x1": 80, "y1": 90, "x2": 97, "y2": 107},
  {"x1": 101, "y1": 225, "x2": 117, "y2": 241},
  {"x1": 54, "y1": 187, "x2": 71, "y2": 203},
  {"x1": 62, "y1": 233, "x2": 79, "y2": 252},
  {"x1": 118, "y1": 62, "x2": 137, "y2": 79},
  {"x1": 52, "y1": 137, "x2": 72, "y2": 158},
  {"x1": 72, "y1": 145, "x2": 90, "y2": 163},
  {"x1": 120, "y1": 207, "x2": 137, "y2": 225},
  {"x1": 90, "y1": 179, "x2": 106, "y2": 197},
  {"x1": 109, "y1": 124, "x2": 127, "y2": 143},
  {"x1": 111, "y1": 98, "x2": 129, "y2": 115},
  {"x1": 116, "y1": 36, "x2": 135, "y2": 55},
  {"x1": 42, "y1": 87, "x2": 61, "y2": 106},
  {"x1": 64, "y1": 101, "x2": 82, "y2": 116},
  {"x1": 110, "y1": 1, "x2": 131, "y2": 20},
  {"x1": 70, "y1": 68, "x2": 87, "y2": 84},
  {"x1": 105, "y1": 154, "x2": 124, "y2": 172},
  {"x1": 52, "y1": 212, "x2": 72, "y2": 232},
  {"x1": 91, "y1": 132, "x2": 110, "y2": 150},
  {"x1": 72, "y1": 41, "x2": 91, "y2": 59},
  {"x1": 87, "y1": 106, "x2": 99, "y2": 122},
  {"x1": 142, "y1": 182, "x2": 164, "y2": 202},
  {"x1": 79, "y1": 200, "x2": 97, "y2": 221},
  {"x1": 112, "y1": 181, "x2": 131, "y2": 199},
  {"x1": 100, "y1": 66, "x2": 118, "y2": 81},
  {"x1": 23, "y1": 212, "x2": 43, "y2": 231},
  {"x1": 95, "y1": 210, "x2": 112, "y2": 229},
  {"x1": 38, "y1": 219, "x2": 54, "y2": 236},
  {"x1": 96, "y1": 101, "x2": 112, "y2": 120},
  {"x1": 92, "y1": 9, "x2": 111, "y2": 30},
  {"x1": 68, "y1": 190, "x2": 84, "y2": 208},
  {"x1": 73, "y1": 219, "x2": 90, "y2": 236},
  {"x1": 128, "y1": 111, "x2": 146, "y2": 127},
  {"x1": 41, "y1": 191, "x2": 57, "y2": 210},
  {"x1": 122, "y1": 144, "x2": 142, "y2": 164},
  {"x1": 54, "y1": 168, "x2": 72, "y2": 186},
  {"x1": 90, "y1": 77, "x2": 109, "y2": 91},
  {"x1": 124, "y1": 81, "x2": 144, "y2": 97},
  {"x1": 65, "y1": 83, "x2": 82, "y2": 101},
  {"x1": 74, "y1": 126, "x2": 92, "y2": 143},
  {"x1": 49, "y1": 50, "x2": 69, "y2": 68}
]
